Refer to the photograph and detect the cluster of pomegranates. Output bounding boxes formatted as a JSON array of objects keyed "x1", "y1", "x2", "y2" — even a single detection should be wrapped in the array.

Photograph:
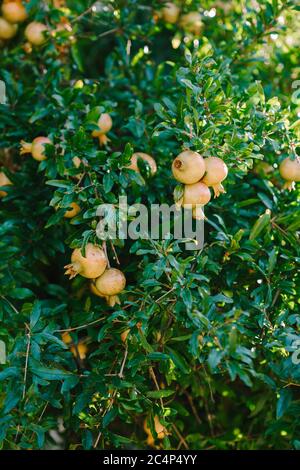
[
  {"x1": 157, "y1": 2, "x2": 203, "y2": 35},
  {"x1": 172, "y1": 150, "x2": 228, "y2": 220},
  {"x1": 64, "y1": 243, "x2": 126, "y2": 308},
  {"x1": 0, "y1": 0, "x2": 48, "y2": 46}
]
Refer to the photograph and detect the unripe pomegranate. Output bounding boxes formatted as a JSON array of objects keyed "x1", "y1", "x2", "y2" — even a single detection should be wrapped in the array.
[
  {"x1": 2, "y1": 1, "x2": 27, "y2": 23},
  {"x1": 25, "y1": 22, "x2": 48, "y2": 46},
  {"x1": 70, "y1": 342, "x2": 88, "y2": 360},
  {"x1": 254, "y1": 161, "x2": 273, "y2": 177},
  {"x1": 0, "y1": 171, "x2": 13, "y2": 197},
  {"x1": 0, "y1": 17, "x2": 17, "y2": 39},
  {"x1": 182, "y1": 182, "x2": 211, "y2": 207},
  {"x1": 172, "y1": 151, "x2": 205, "y2": 184},
  {"x1": 202, "y1": 156, "x2": 228, "y2": 197},
  {"x1": 64, "y1": 243, "x2": 107, "y2": 279},
  {"x1": 279, "y1": 157, "x2": 300, "y2": 190},
  {"x1": 128, "y1": 152, "x2": 157, "y2": 176},
  {"x1": 20, "y1": 137, "x2": 52, "y2": 161},
  {"x1": 92, "y1": 113, "x2": 112, "y2": 136},
  {"x1": 61, "y1": 332, "x2": 72, "y2": 344},
  {"x1": 180, "y1": 12, "x2": 203, "y2": 35},
  {"x1": 162, "y1": 3, "x2": 180, "y2": 24},
  {"x1": 95, "y1": 268, "x2": 126, "y2": 296},
  {"x1": 90, "y1": 281, "x2": 106, "y2": 298},
  {"x1": 63, "y1": 202, "x2": 81, "y2": 218},
  {"x1": 144, "y1": 416, "x2": 167, "y2": 446}
]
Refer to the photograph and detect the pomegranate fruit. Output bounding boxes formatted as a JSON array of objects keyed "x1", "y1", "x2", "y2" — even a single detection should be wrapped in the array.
[
  {"x1": 172, "y1": 150, "x2": 205, "y2": 184},
  {"x1": 2, "y1": 1, "x2": 27, "y2": 23},
  {"x1": 182, "y1": 182, "x2": 211, "y2": 208},
  {"x1": 0, "y1": 17, "x2": 17, "y2": 39},
  {"x1": 162, "y1": 3, "x2": 180, "y2": 23},
  {"x1": 92, "y1": 113, "x2": 112, "y2": 146},
  {"x1": 20, "y1": 136, "x2": 52, "y2": 161},
  {"x1": 202, "y1": 156, "x2": 228, "y2": 197},
  {"x1": 92, "y1": 113, "x2": 113, "y2": 136},
  {"x1": 180, "y1": 12, "x2": 203, "y2": 35},
  {"x1": 144, "y1": 416, "x2": 167, "y2": 446},
  {"x1": 95, "y1": 268, "x2": 126, "y2": 296},
  {"x1": 279, "y1": 157, "x2": 300, "y2": 190},
  {"x1": 63, "y1": 202, "x2": 81, "y2": 219},
  {"x1": 25, "y1": 22, "x2": 48, "y2": 46},
  {"x1": 128, "y1": 152, "x2": 157, "y2": 176},
  {"x1": 70, "y1": 342, "x2": 87, "y2": 360},
  {"x1": 61, "y1": 332, "x2": 72, "y2": 344},
  {"x1": 64, "y1": 243, "x2": 107, "y2": 279},
  {"x1": 90, "y1": 281, "x2": 105, "y2": 298},
  {"x1": 0, "y1": 171, "x2": 13, "y2": 197},
  {"x1": 254, "y1": 161, "x2": 273, "y2": 177}
]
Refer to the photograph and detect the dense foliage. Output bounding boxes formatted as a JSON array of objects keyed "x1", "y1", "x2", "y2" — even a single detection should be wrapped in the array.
[{"x1": 0, "y1": 0, "x2": 299, "y2": 450}]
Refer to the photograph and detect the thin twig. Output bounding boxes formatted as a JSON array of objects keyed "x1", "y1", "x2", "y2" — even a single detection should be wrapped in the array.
[
  {"x1": 110, "y1": 241, "x2": 120, "y2": 265},
  {"x1": 93, "y1": 348, "x2": 129, "y2": 448},
  {"x1": 118, "y1": 347, "x2": 128, "y2": 379},
  {"x1": 149, "y1": 366, "x2": 164, "y2": 409},
  {"x1": 71, "y1": 1, "x2": 98, "y2": 24},
  {"x1": 22, "y1": 324, "x2": 31, "y2": 400},
  {"x1": 97, "y1": 28, "x2": 119, "y2": 39},
  {"x1": 0, "y1": 296, "x2": 19, "y2": 314},
  {"x1": 184, "y1": 390, "x2": 202, "y2": 425},
  {"x1": 103, "y1": 241, "x2": 111, "y2": 268},
  {"x1": 171, "y1": 423, "x2": 189, "y2": 450},
  {"x1": 55, "y1": 317, "x2": 106, "y2": 333}
]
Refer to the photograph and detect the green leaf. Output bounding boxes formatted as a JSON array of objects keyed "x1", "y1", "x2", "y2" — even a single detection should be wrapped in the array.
[
  {"x1": 276, "y1": 389, "x2": 292, "y2": 419},
  {"x1": 249, "y1": 210, "x2": 271, "y2": 240},
  {"x1": 29, "y1": 358, "x2": 73, "y2": 381},
  {"x1": 10, "y1": 288, "x2": 34, "y2": 300},
  {"x1": 146, "y1": 390, "x2": 175, "y2": 398}
]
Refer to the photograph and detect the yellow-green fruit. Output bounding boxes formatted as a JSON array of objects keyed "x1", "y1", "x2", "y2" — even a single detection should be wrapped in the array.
[
  {"x1": 25, "y1": 22, "x2": 48, "y2": 46},
  {"x1": 128, "y1": 152, "x2": 157, "y2": 176},
  {"x1": 20, "y1": 136, "x2": 52, "y2": 161},
  {"x1": 2, "y1": 1, "x2": 27, "y2": 23},
  {"x1": 172, "y1": 151, "x2": 205, "y2": 184},
  {"x1": 202, "y1": 156, "x2": 228, "y2": 197},
  {"x1": 183, "y1": 182, "x2": 211, "y2": 207},
  {"x1": 64, "y1": 243, "x2": 107, "y2": 279},
  {"x1": 0, "y1": 17, "x2": 17, "y2": 39},
  {"x1": 92, "y1": 113, "x2": 113, "y2": 136},
  {"x1": 279, "y1": 157, "x2": 300, "y2": 182},
  {"x1": 90, "y1": 281, "x2": 106, "y2": 298},
  {"x1": 95, "y1": 268, "x2": 126, "y2": 296}
]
